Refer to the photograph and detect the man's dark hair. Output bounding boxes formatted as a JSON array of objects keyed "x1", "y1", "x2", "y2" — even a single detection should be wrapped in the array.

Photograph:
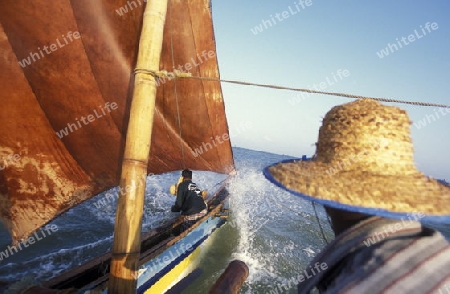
[{"x1": 182, "y1": 169, "x2": 192, "y2": 179}]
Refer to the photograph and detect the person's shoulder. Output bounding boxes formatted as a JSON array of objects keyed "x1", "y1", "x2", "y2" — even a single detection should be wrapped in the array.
[
  {"x1": 187, "y1": 182, "x2": 198, "y2": 191},
  {"x1": 329, "y1": 228, "x2": 450, "y2": 292},
  {"x1": 178, "y1": 180, "x2": 190, "y2": 189}
]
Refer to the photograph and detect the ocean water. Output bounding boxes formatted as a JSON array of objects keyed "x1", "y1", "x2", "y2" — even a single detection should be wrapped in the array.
[
  {"x1": 184, "y1": 147, "x2": 334, "y2": 294},
  {"x1": 0, "y1": 147, "x2": 448, "y2": 293}
]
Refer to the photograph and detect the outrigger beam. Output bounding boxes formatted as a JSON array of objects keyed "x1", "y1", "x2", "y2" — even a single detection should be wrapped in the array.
[{"x1": 108, "y1": 0, "x2": 169, "y2": 293}]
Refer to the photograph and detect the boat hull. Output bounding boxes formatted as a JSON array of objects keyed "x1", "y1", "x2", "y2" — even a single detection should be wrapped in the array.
[
  {"x1": 26, "y1": 181, "x2": 231, "y2": 293},
  {"x1": 138, "y1": 216, "x2": 226, "y2": 293},
  {"x1": 76, "y1": 214, "x2": 226, "y2": 293}
]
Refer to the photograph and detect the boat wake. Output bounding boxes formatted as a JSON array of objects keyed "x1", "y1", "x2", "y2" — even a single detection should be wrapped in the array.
[{"x1": 226, "y1": 148, "x2": 333, "y2": 293}]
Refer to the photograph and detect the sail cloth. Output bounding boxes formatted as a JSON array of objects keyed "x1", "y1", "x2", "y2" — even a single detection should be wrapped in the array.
[{"x1": 0, "y1": 0, "x2": 234, "y2": 243}]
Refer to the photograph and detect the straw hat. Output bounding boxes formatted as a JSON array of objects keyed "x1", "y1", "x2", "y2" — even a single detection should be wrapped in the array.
[{"x1": 264, "y1": 99, "x2": 450, "y2": 222}]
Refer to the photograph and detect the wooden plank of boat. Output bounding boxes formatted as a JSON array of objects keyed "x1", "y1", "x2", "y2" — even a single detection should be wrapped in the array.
[{"x1": 209, "y1": 260, "x2": 249, "y2": 294}]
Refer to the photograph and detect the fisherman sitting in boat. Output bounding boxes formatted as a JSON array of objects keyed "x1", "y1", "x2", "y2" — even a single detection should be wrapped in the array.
[
  {"x1": 264, "y1": 99, "x2": 450, "y2": 293},
  {"x1": 170, "y1": 169, "x2": 208, "y2": 232}
]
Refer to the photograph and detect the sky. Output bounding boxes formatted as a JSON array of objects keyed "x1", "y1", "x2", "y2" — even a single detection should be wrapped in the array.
[{"x1": 210, "y1": 0, "x2": 450, "y2": 180}]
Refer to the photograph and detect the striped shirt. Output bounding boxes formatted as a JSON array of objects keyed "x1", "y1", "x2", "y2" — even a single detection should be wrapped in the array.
[{"x1": 298, "y1": 216, "x2": 450, "y2": 294}]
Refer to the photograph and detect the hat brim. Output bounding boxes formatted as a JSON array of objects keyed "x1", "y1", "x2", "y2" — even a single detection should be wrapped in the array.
[{"x1": 264, "y1": 158, "x2": 450, "y2": 224}]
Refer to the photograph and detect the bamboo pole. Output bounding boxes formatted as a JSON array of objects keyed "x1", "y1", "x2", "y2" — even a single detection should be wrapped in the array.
[{"x1": 108, "y1": 0, "x2": 169, "y2": 292}]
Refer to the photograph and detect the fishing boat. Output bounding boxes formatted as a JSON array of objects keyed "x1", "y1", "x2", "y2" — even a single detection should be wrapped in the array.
[{"x1": 0, "y1": 0, "x2": 240, "y2": 292}]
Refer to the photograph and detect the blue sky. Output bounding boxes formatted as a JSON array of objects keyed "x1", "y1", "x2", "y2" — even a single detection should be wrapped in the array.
[{"x1": 210, "y1": 0, "x2": 450, "y2": 180}]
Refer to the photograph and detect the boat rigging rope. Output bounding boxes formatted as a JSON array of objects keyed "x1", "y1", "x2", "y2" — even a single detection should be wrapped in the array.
[
  {"x1": 271, "y1": 199, "x2": 330, "y2": 245},
  {"x1": 168, "y1": 74, "x2": 450, "y2": 108},
  {"x1": 312, "y1": 201, "x2": 330, "y2": 246},
  {"x1": 168, "y1": 0, "x2": 186, "y2": 168}
]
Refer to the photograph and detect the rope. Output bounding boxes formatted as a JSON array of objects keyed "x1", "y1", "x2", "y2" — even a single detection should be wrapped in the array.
[
  {"x1": 271, "y1": 199, "x2": 330, "y2": 246},
  {"x1": 168, "y1": 1, "x2": 186, "y2": 168},
  {"x1": 134, "y1": 68, "x2": 191, "y2": 79},
  {"x1": 273, "y1": 200, "x2": 331, "y2": 245},
  {"x1": 133, "y1": 68, "x2": 158, "y2": 77},
  {"x1": 175, "y1": 75, "x2": 450, "y2": 108},
  {"x1": 312, "y1": 201, "x2": 330, "y2": 245}
]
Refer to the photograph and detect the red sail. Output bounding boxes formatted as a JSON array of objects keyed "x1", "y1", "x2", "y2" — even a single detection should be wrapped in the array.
[{"x1": 0, "y1": 0, "x2": 234, "y2": 242}]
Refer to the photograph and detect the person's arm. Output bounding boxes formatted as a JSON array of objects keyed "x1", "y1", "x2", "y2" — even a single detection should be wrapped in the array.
[{"x1": 171, "y1": 182, "x2": 185, "y2": 212}]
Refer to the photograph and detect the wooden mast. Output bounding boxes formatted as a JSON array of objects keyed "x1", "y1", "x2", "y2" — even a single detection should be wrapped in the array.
[{"x1": 108, "y1": 0, "x2": 169, "y2": 292}]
